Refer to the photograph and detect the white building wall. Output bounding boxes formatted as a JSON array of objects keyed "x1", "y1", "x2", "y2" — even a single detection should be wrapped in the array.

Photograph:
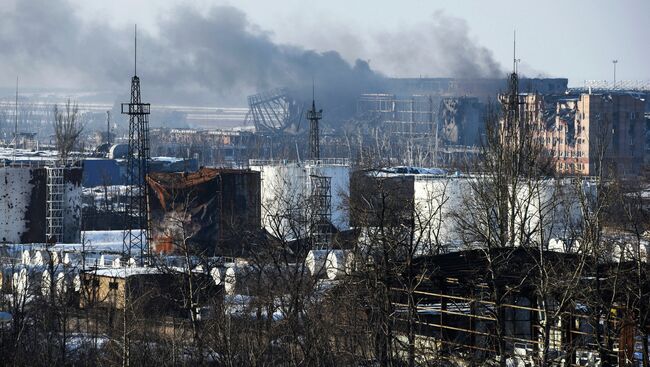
[
  {"x1": 413, "y1": 177, "x2": 469, "y2": 252},
  {"x1": 306, "y1": 164, "x2": 350, "y2": 231},
  {"x1": 0, "y1": 167, "x2": 34, "y2": 243},
  {"x1": 513, "y1": 179, "x2": 587, "y2": 248},
  {"x1": 250, "y1": 161, "x2": 350, "y2": 241},
  {"x1": 0, "y1": 166, "x2": 82, "y2": 244},
  {"x1": 62, "y1": 176, "x2": 82, "y2": 243},
  {"x1": 407, "y1": 175, "x2": 587, "y2": 253}
]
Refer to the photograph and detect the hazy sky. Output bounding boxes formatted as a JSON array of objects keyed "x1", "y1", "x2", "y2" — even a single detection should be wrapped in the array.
[
  {"x1": 0, "y1": 0, "x2": 647, "y2": 105},
  {"x1": 67, "y1": 0, "x2": 649, "y2": 83}
]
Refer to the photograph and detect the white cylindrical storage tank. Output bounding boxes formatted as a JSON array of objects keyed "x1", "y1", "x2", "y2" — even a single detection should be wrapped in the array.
[
  {"x1": 306, "y1": 250, "x2": 329, "y2": 278},
  {"x1": 63, "y1": 252, "x2": 82, "y2": 267},
  {"x1": 12, "y1": 272, "x2": 20, "y2": 294},
  {"x1": 32, "y1": 250, "x2": 53, "y2": 266},
  {"x1": 210, "y1": 267, "x2": 223, "y2": 286},
  {"x1": 12, "y1": 266, "x2": 45, "y2": 300},
  {"x1": 99, "y1": 254, "x2": 120, "y2": 267},
  {"x1": 326, "y1": 250, "x2": 355, "y2": 280},
  {"x1": 548, "y1": 238, "x2": 565, "y2": 252},
  {"x1": 21, "y1": 250, "x2": 32, "y2": 265},
  {"x1": 72, "y1": 273, "x2": 81, "y2": 293},
  {"x1": 54, "y1": 271, "x2": 69, "y2": 297},
  {"x1": 51, "y1": 251, "x2": 62, "y2": 265},
  {"x1": 41, "y1": 269, "x2": 52, "y2": 297},
  {"x1": 224, "y1": 265, "x2": 257, "y2": 296},
  {"x1": 224, "y1": 267, "x2": 237, "y2": 295}
]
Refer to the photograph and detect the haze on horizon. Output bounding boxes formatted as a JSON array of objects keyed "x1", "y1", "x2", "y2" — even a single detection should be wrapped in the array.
[{"x1": 0, "y1": 0, "x2": 647, "y2": 106}]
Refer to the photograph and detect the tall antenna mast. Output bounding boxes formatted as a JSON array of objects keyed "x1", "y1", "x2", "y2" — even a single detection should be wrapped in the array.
[
  {"x1": 513, "y1": 29, "x2": 517, "y2": 73},
  {"x1": 505, "y1": 30, "x2": 520, "y2": 134},
  {"x1": 122, "y1": 23, "x2": 151, "y2": 266},
  {"x1": 134, "y1": 24, "x2": 137, "y2": 76},
  {"x1": 13, "y1": 77, "x2": 18, "y2": 162},
  {"x1": 512, "y1": 30, "x2": 521, "y2": 74},
  {"x1": 307, "y1": 79, "x2": 322, "y2": 160}
]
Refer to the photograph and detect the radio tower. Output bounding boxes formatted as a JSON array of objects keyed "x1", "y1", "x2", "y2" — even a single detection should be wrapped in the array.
[
  {"x1": 504, "y1": 30, "x2": 521, "y2": 133},
  {"x1": 307, "y1": 84, "x2": 322, "y2": 160},
  {"x1": 122, "y1": 25, "x2": 151, "y2": 266}
]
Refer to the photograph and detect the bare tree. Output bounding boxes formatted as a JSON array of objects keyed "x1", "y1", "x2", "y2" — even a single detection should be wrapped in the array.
[{"x1": 53, "y1": 99, "x2": 83, "y2": 161}]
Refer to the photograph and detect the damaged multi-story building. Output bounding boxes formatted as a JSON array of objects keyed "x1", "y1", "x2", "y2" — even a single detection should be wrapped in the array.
[
  {"x1": 515, "y1": 92, "x2": 646, "y2": 176},
  {"x1": 149, "y1": 128, "x2": 261, "y2": 167},
  {"x1": 353, "y1": 78, "x2": 569, "y2": 166}
]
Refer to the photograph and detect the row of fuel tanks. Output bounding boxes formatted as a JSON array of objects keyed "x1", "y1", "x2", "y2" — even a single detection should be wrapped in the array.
[
  {"x1": 0, "y1": 247, "x2": 143, "y2": 304},
  {"x1": 212, "y1": 249, "x2": 356, "y2": 296},
  {"x1": 0, "y1": 247, "x2": 357, "y2": 308}
]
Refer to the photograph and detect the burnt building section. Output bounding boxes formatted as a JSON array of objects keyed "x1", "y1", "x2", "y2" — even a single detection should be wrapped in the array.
[
  {"x1": 385, "y1": 77, "x2": 568, "y2": 103},
  {"x1": 80, "y1": 156, "x2": 199, "y2": 231},
  {"x1": 438, "y1": 97, "x2": 483, "y2": 146},
  {"x1": 149, "y1": 128, "x2": 261, "y2": 167},
  {"x1": 147, "y1": 168, "x2": 261, "y2": 256},
  {"x1": 356, "y1": 94, "x2": 435, "y2": 135},
  {"x1": 0, "y1": 166, "x2": 82, "y2": 243},
  {"x1": 246, "y1": 88, "x2": 305, "y2": 134},
  {"x1": 392, "y1": 248, "x2": 647, "y2": 366}
]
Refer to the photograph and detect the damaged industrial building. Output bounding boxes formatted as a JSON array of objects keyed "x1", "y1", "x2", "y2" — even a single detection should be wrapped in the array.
[
  {"x1": 0, "y1": 8, "x2": 649, "y2": 364},
  {"x1": 147, "y1": 167, "x2": 261, "y2": 256}
]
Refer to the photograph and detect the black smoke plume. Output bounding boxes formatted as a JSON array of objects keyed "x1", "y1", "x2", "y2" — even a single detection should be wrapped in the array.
[{"x1": 0, "y1": 1, "x2": 503, "y2": 120}]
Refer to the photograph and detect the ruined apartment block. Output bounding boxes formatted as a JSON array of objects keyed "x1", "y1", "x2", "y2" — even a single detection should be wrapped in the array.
[{"x1": 519, "y1": 92, "x2": 646, "y2": 176}]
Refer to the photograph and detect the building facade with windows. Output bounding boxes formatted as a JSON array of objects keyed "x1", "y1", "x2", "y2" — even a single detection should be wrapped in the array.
[{"x1": 515, "y1": 92, "x2": 646, "y2": 176}]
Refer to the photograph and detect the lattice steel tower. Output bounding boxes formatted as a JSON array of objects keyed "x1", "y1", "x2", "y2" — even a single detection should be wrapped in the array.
[
  {"x1": 122, "y1": 25, "x2": 151, "y2": 265},
  {"x1": 310, "y1": 174, "x2": 331, "y2": 249},
  {"x1": 307, "y1": 97, "x2": 322, "y2": 160}
]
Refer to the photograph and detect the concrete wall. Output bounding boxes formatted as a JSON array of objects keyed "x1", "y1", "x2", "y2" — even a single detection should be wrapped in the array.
[
  {"x1": 0, "y1": 166, "x2": 82, "y2": 244},
  {"x1": 355, "y1": 171, "x2": 589, "y2": 254},
  {"x1": 414, "y1": 177, "x2": 468, "y2": 251},
  {"x1": 63, "y1": 168, "x2": 83, "y2": 243},
  {"x1": 251, "y1": 161, "x2": 350, "y2": 241},
  {"x1": 0, "y1": 167, "x2": 35, "y2": 243}
]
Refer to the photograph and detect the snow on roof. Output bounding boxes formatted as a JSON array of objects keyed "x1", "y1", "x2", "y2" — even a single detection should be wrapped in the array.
[
  {"x1": 92, "y1": 266, "x2": 161, "y2": 278},
  {"x1": 371, "y1": 166, "x2": 448, "y2": 177},
  {"x1": 150, "y1": 156, "x2": 186, "y2": 163},
  {"x1": 49, "y1": 230, "x2": 147, "y2": 254}
]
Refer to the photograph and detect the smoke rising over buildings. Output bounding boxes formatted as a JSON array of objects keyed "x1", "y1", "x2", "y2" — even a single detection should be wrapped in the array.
[
  {"x1": 372, "y1": 10, "x2": 503, "y2": 79},
  {"x1": 0, "y1": 0, "x2": 504, "y2": 111}
]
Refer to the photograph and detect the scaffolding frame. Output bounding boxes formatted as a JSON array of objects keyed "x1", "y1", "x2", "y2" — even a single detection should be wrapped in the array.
[
  {"x1": 310, "y1": 174, "x2": 331, "y2": 249},
  {"x1": 45, "y1": 166, "x2": 65, "y2": 242}
]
